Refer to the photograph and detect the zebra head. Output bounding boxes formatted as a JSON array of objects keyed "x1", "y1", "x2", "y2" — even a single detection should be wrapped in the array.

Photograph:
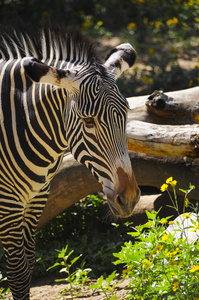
[{"x1": 23, "y1": 40, "x2": 140, "y2": 218}]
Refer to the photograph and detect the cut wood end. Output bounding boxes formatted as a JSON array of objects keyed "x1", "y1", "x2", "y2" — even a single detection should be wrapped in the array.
[{"x1": 192, "y1": 109, "x2": 199, "y2": 123}]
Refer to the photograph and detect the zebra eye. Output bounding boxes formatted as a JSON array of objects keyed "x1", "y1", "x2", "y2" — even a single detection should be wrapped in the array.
[{"x1": 83, "y1": 117, "x2": 95, "y2": 128}]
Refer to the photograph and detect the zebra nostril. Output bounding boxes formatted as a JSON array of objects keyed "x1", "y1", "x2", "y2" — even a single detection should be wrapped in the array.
[{"x1": 116, "y1": 195, "x2": 125, "y2": 207}]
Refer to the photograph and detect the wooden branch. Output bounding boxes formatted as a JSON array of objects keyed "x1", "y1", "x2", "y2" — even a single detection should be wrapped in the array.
[
  {"x1": 127, "y1": 121, "x2": 199, "y2": 158},
  {"x1": 127, "y1": 86, "x2": 199, "y2": 124}
]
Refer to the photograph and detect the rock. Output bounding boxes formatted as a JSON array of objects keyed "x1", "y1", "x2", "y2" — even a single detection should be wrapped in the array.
[{"x1": 166, "y1": 212, "x2": 199, "y2": 243}]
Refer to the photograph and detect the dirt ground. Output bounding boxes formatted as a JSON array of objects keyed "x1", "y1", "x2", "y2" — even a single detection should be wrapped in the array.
[{"x1": 5, "y1": 277, "x2": 131, "y2": 300}]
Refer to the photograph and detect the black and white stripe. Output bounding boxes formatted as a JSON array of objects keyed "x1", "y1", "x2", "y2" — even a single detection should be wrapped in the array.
[{"x1": 0, "y1": 24, "x2": 139, "y2": 300}]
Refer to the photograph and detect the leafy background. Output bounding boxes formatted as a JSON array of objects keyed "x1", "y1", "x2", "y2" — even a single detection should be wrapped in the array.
[{"x1": 1, "y1": 0, "x2": 199, "y2": 96}]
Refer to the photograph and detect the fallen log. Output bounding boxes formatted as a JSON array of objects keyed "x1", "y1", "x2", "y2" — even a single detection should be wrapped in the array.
[
  {"x1": 128, "y1": 86, "x2": 199, "y2": 124},
  {"x1": 127, "y1": 121, "x2": 199, "y2": 158},
  {"x1": 126, "y1": 87, "x2": 199, "y2": 158}
]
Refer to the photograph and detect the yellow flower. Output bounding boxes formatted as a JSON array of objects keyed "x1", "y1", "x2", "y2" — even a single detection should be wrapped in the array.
[
  {"x1": 122, "y1": 268, "x2": 128, "y2": 276},
  {"x1": 97, "y1": 21, "x2": 103, "y2": 26},
  {"x1": 185, "y1": 198, "x2": 189, "y2": 207},
  {"x1": 172, "y1": 279, "x2": 179, "y2": 291},
  {"x1": 166, "y1": 177, "x2": 177, "y2": 186},
  {"x1": 82, "y1": 17, "x2": 92, "y2": 29},
  {"x1": 172, "y1": 17, "x2": 179, "y2": 24},
  {"x1": 166, "y1": 248, "x2": 179, "y2": 258},
  {"x1": 142, "y1": 76, "x2": 154, "y2": 84},
  {"x1": 147, "y1": 221, "x2": 153, "y2": 228},
  {"x1": 155, "y1": 21, "x2": 162, "y2": 28},
  {"x1": 190, "y1": 222, "x2": 199, "y2": 232},
  {"x1": 189, "y1": 79, "x2": 193, "y2": 87},
  {"x1": 171, "y1": 180, "x2": 177, "y2": 186},
  {"x1": 166, "y1": 177, "x2": 173, "y2": 184},
  {"x1": 162, "y1": 234, "x2": 169, "y2": 241},
  {"x1": 160, "y1": 183, "x2": 168, "y2": 192},
  {"x1": 190, "y1": 265, "x2": 199, "y2": 273},
  {"x1": 166, "y1": 17, "x2": 179, "y2": 26},
  {"x1": 142, "y1": 259, "x2": 152, "y2": 269},
  {"x1": 169, "y1": 260, "x2": 180, "y2": 266},
  {"x1": 160, "y1": 219, "x2": 168, "y2": 224},
  {"x1": 168, "y1": 221, "x2": 174, "y2": 225},
  {"x1": 148, "y1": 47, "x2": 155, "y2": 54},
  {"x1": 127, "y1": 22, "x2": 136, "y2": 30},
  {"x1": 166, "y1": 19, "x2": 173, "y2": 26},
  {"x1": 153, "y1": 245, "x2": 163, "y2": 253},
  {"x1": 43, "y1": 11, "x2": 49, "y2": 16},
  {"x1": 183, "y1": 213, "x2": 191, "y2": 219}
]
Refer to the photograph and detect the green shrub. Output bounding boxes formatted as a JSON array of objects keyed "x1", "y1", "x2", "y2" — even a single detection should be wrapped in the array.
[{"x1": 113, "y1": 178, "x2": 199, "y2": 299}]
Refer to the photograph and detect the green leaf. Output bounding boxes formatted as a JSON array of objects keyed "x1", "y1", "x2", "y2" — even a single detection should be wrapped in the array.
[
  {"x1": 128, "y1": 231, "x2": 140, "y2": 237},
  {"x1": 146, "y1": 210, "x2": 156, "y2": 220},
  {"x1": 88, "y1": 283, "x2": 99, "y2": 289},
  {"x1": 47, "y1": 262, "x2": 62, "y2": 270},
  {"x1": 106, "y1": 271, "x2": 117, "y2": 284},
  {"x1": 71, "y1": 254, "x2": 81, "y2": 266},
  {"x1": 55, "y1": 278, "x2": 68, "y2": 282},
  {"x1": 179, "y1": 188, "x2": 187, "y2": 194},
  {"x1": 98, "y1": 275, "x2": 104, "y2": 286}
]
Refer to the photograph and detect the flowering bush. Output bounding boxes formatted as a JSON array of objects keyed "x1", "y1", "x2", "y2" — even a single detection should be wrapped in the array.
[{"x1": 113, "y1": 179, "x2": 199, "y2": 299}]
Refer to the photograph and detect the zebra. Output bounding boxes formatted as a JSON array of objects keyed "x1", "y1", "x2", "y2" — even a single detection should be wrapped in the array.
[{"x1": 0, "y1": 25, "x2": 140, "y2": 299}]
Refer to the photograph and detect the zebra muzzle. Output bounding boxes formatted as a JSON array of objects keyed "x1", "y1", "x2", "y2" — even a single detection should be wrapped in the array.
[
  {"x1": 105, "y1": 167, "x2": 141, "y2": 218},
  {"x1": 107, "y1": 188, "x2": 140, "y2": 218}
]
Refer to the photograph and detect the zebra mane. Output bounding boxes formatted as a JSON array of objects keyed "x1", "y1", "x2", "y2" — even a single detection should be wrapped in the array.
[{"x1": 0, "y1": 25, "x2": 101, "y2": 66}]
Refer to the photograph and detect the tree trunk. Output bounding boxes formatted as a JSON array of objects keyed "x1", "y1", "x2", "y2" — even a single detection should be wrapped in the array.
[{"x1": 128, "y1": 86, "x2": 199, "y2": 124}]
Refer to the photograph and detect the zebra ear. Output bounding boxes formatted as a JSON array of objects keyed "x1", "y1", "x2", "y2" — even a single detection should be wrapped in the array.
[
  {"x1": 22, "y1": 57, "x2": 80, "y2": 92},
  {"x1": 104, "y1": 43, "x2": 136, "y2": 80}
]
